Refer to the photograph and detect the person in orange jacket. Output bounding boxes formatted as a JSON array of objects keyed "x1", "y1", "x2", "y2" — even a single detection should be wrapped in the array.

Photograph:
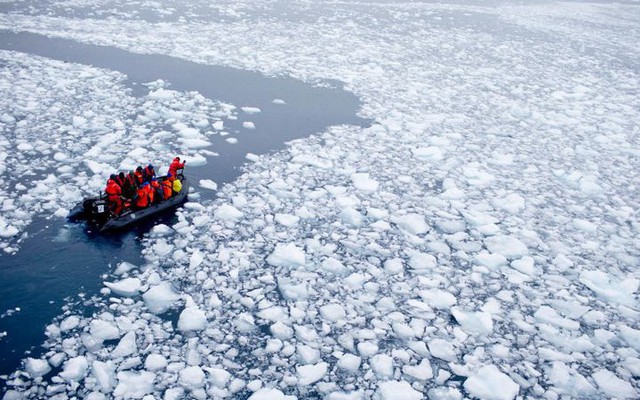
[
  {"x1": 115, "y1": 172, "x2": 126, "y2": 189},
  {"x1": 161, "y1": 173, "x2": 174, "y2": 199},
  {"x1": 122, "y1": 171, "x2": 137, "y2": 199},
  {"x1": 150, "y1": 178, "x2": 164, "y2": 203},
  {"x1": 134, "y1": 182, "x2": 150, "y2": 209},
  {"x1": 168, "y1": 157, "x2": 186, "y2": 178},
  {"x1": 105, "y1": 177, "x2": 123, "y2": 215},
  {"x1": 147, "y1": 180, "x2": 156, "y2": 204},
  {"x1": 143, "y1": 164, "x2": 156, "y2": 183},
  {"x1": 134, "y1": 166, "x2": 145, "y2": 185}
]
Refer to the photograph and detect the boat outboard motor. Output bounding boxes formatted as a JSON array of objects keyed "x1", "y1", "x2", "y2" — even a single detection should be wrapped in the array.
[{"x1": 87, "y1": 199, "x2": 110, "y2": 223}]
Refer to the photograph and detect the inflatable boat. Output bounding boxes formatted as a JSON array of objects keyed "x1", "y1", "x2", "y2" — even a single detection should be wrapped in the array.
[{"x1": 68, "y1": 176, "x2": 189, "y2": 232}]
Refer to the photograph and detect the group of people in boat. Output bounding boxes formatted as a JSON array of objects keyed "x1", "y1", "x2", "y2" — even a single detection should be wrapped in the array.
[{"x1": 104, "y1": 157, "x2": 186, "y2": 216}]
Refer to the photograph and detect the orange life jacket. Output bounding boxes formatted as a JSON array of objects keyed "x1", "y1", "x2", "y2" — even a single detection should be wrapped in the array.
[
  {"x1": 161, "y1": 179, "x2": 173, "y2": 199},
  {"x1": 134, "y1": 170, "x2": 144, "y2": 185},
  {"x1": 134, "y1": 185, "x2": 149, "y2": 208},
  {"x1": 105, "y1": 179, "x2": 122, "y2": 200},
  {"x1": 147, "y1": 183, "x2": 155, "y2": 204},
  {"x1": 144, "y1": 166, "x2": 155, "y2": 182}
]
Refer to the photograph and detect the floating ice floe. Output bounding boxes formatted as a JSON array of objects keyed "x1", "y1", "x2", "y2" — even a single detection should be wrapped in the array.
[{"x1": 199, "y1": 179, "x2": 218, "y2": 190}]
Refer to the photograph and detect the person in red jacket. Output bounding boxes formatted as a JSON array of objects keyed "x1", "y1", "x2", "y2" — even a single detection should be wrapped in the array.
[
  {"x1": 150, "y1": 178, "x2": 163, "y2": 203},
  {"x1": 161, "y1": 174, "x2": 174, "y2": 199},
  {"x1": 143, "y1": 164, "x2": 155, "y2": 183},
  {"x1": 168, "y1": 157, "x2": 186, "y2": 178},
  {"x1": 105, "y1": 178, "x2": 123, "y2": 215},
  {"x1": 115, "y1": 172, "x2": 126, "y2": 188},
  {"x1": 134, "y1": 166, "x2": 144, "y2": 186},
  {"x1": 134, "y1": 182, "x2": 150, "y2": 209},
  {"x1": 122, "y1": 171, "x2": 137, "y2": 199}
]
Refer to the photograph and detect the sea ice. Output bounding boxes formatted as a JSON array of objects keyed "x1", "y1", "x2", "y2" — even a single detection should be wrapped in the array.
[
  {"x1": 178, "y1": 306, "x2": 208, "y2": 331},
  {"x1": 337, "y1": 353, "x2": 361, "y2": 373},
  {"x1": 592, "y1": 369, "x2": 638, "y2": 398},
  {"x1": 297, "y1": 362, "x2": 328, "y2": 385},
  {"x1": 320, "y1": 303, "x2": 346, "y2": 322},
  {"x1": 145, "y1": 354, "x2": 168, "y2": 371},
  {"x1": 59, "y1": 356, "x2": 89, "y2": 381},
  {"x1": 248, "y1": 388, "x2": 296, "y2": 400},
  {"x1": 111, "y1": 331, "x2": 137, "y2": 358},
  {"x1": 484, "y1": 235, "x2": 528, "y2": 259},
  {"x1": 142, "y1": 282, "x2": 181, "y2": 314},
  {"x1": 241, "y1": 106, "x2": 261, "y2": 114},
  {"x1": 390, "y1": 213, "x2": 428, "y2": 235},
  {"x1": 25, "y1": 358, "x2": 51, "y2": 378},
  {"x1": 113, "y1": 371, "x2": 156, "y2": 398},
  {"x1": 351, "y1": 173, "x2": 379, "y2": 192},
  {"x1": 464, "y1": 365, "x2": 519, "y2": 400},
  {"x1": 104, "y1": 277, "x2": 142, "y2": 297},
  {"x1": 266, "y1": 243, "x2": 306, "y2": 268},
  {"x1": 402, "y1": 359, "x2": 433, "y2": 381},
  {"x1": 451, "y1": 308, "x2": 493, "y2": 336},
  {"x1": 199, "y1": 179, "x2": 218, "y2": 190},
  {"x1": 214, "y1": 204, "x2": 243, "y2": 222},
  {"x1": 179, "y1": 365, "x2": 206, "y2": 389},
  {"x1": 374, "y1": 381, "x2": 422, "y2": 400}
]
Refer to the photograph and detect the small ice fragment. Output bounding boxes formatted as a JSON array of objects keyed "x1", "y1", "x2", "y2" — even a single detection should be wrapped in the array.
[
  {"x1": 266, "y1": 243, "x2": 305, "y2": 268},
  {"x1": 241, "y1": 107, "x2": 261, "y2": 114},
  {"x1": 113, "y1": 261, "x2": 137, "y2": 275},
  {"x1": 104, "y1": 278, "x2": 141, "y2": 297},
  {"x1": 351, "y1": 173, "x2": 379, "y2": 192},
  {"x1": 199, "y1": 179, "x2": 218, "y2": 190},
  {"x1": 463, "y1": 365, "x2": 519, "y2": 400},
  {"x1": 451, "y1": 308, "x2": 493, "y2": 336},
  {"x1": 337, "y1": 354, "x2": 361, "y2": 373},
  {"x1": 143, "y1": 282, "x2": 181, "y2": 314},
  {"x1": 275, "y1": 213, "x2": 300, "y2": 227},
  {"x1": 248, "y1": 388, "x2": 296, "y2": 400},
  {"x1": 215, "y1": 204, "x2": 243, "y2": 222},
  {"x1": 111, "y1": 331, "x2": 137, "y2": 358},
  {"x1": 297, "y1": 362, "x2": 328, "y2": 385},
  {"x1": 25, "y1": 358, "x2": 51, "y2": 378},
  {"x1": 243, "y1": 121, "x2": 255, "y2": 129},
  {"x1": 390, "y1": 213, "x2": 428, "y2": 235},
  {"x1": 402, "y1": 359, "x2": 433, "y2": 381},
  {"x1": 484, "y1": 235, "x2": 528, "y2": 259},
  {"x1": 591, "y1": 369, "x2": 637, "y2": 398},
  {"x1": 113, "y1": 371, "x2": 156, "y2": 398},
  {"x1": 374, "y1": 381, "x2": 422, "y2": 400},
  {"x1": 59, "y1": 356, "x2": 89, "y2": 381},
  {"x1": 179, "y1": 366, "x2": 206, "y2": 389},
  {"x1": 319, "y1": 304, "x2": 346, "y2": 322},
  {"x1": 145, "y1": 354, "x2": 168, "y2": 371},
  {"x1": 177, "y1": 307, "x2": 207, "y2": 331}
]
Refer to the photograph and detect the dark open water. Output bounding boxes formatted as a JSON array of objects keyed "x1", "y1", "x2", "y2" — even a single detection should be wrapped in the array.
[{"x1": 0, "y1": 30, "x2": 366, "y2": 384}]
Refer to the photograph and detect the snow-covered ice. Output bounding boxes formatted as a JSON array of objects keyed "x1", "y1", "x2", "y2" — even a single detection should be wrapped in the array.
[
  {"x1": 3, "y1": 0, "x2": 640, "y2": 399},
  {"x1": 464, "y1": 365, "x2": 519, "y2": 400}
]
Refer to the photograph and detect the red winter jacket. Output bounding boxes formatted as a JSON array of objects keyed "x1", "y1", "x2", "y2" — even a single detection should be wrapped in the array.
[
  {"x1": 168, "y1": 158, "x2": 185, "y2": 177},
  {"x1": 105, "y1": 179, "x2": 122, "y2": 201}
]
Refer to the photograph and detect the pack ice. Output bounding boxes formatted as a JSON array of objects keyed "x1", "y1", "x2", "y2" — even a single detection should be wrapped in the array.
[{"x1": 3, "y1": 1, "x2": 640, "y2": 399}]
